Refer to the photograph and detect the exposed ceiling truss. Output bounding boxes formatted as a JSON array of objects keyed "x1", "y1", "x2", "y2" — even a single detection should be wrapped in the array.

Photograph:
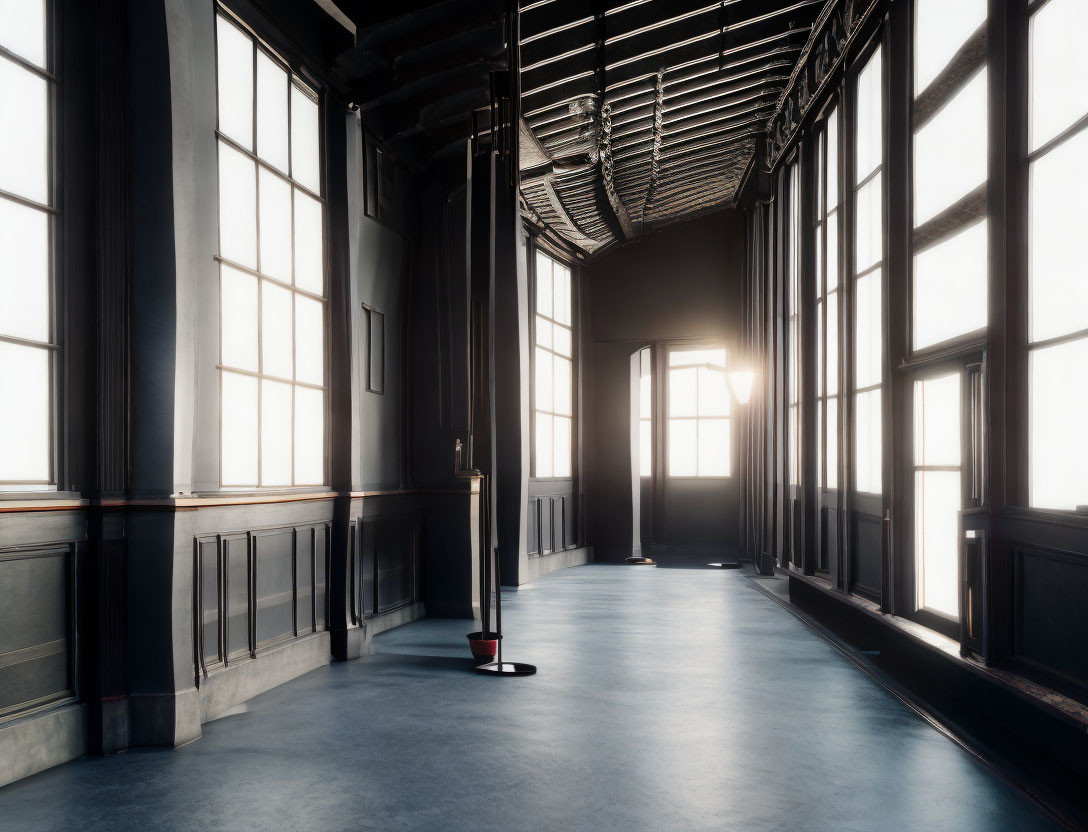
[{"x1": 519, "y1": 0, "x2": 826, "y2": 256}]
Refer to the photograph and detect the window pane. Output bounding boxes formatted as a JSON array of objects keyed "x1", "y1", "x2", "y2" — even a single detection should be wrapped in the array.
[
  {"x1": 668, "y1": 419, "x2": 697, "y2": 476},
  {"x1": 293, "y1": 189, "x2": 323, "y2": 295},
  {"x1": 916, "y1": 470, "x2": 962, "y2": 616},
  {"x1": 554, "y1": 416, "x2": 572, "y2": 478},
  {"x1": 913, "y1": 219, "x2": 988, "y2": 350},
  {"x1": 0, "y1": 56, "x2": 48, "y2": 204},
  {"x1": 789, "y1": 405, "x2": 799, "y2": 485},
  {"x1": 914, "y1": 0, "x2": 986, "y2": 96},
  {"x1": 535, "y1": 348, "x2": 553, "y2": 412},
  {"x1": 826, "y1": 210, "x2": 839, "y2": 290},
  {"x1": 222, "y1": 371, "x2": 258, "y2": 486},
  {"x1": 639, "y1": 420, "x2": 652, "y2": 477},
  {"x1": 913, "y1": 69, "x2": 988, "y2": 227},
  {"x1": 915, "y1": 372, "x2": 961, "y2": 467},
  {"x1": 698, "y1": 418, "x2": 730, "y2": 476},
  {"x1": 698, "y1": 367, "x2": 729, "y2": 417},
  {"x1": 0, "y1": 0, "x2": 46, "y2": 66},
  {"x1": 827, "y1": 108, "x2": 839, "y2": 211},
  {"x1": 855, "y1": 269, "x2": 882, "y2": 389},
  {"x1": 855, "y1": 389, "x2": 882, "y2": 494},
  {"x1": 553, "y1": 324, "x2": 572, "y2": 357},
  {"x1": 855, "y1": 174, "x2": 882, "y2": 273},
  {"x1": 262, "y1": 281, "x2": 293, "y2": 379},
  {"x1": 1030, "y1": 0, "x2": 1088, "y2": 151},
  {"x1": 1030, "y1": 126, "x2": 1088, "y2": 342},
  {"x1": 553, "y1": 264, "x2": 572, "y2": 325},
  {"x1": 535, "y1": 317, "x2": 553, "y2": 349},
  {"x1": 261, "y1": 379, "x2": 292, "y2": 486},
  {"x1": 1030, "y1": 337, "x2": 1088, "y2": 510},
  {"x1": 826, "y1": 396, "x2": 839, "y2": 490},
  {"x1": 0, "y1": 342, "x2": 49, "y2": 482},
  {"x1": 294, "y1": 295, "x2": 323, "y2": 385},
  {"x1": 554, "y1": 356, "x2": 572, "y2": 417},
  {"x1": 218, "y1": 141, "x2": 257, "y2": 269},
  {"x1": 639, "y1": 371, "x2": 651, "y2": 418},
  {"x1": 258, "y1": 167, "x2": 292, "y2": 282},
  {"x1": 294, "y1": 386, "x2": 324, "y2": 485},
  {"x1": 788, "y1": 318, "x2": 798, "y2": 404},
  {"x1": 256, "y1": 51, "x2": 289, "y2": 171},
  {"x1": 535, "y1": 412, "x2": 553, "y2": 477},
  {"x1": 826, "y1": 291, "x2": 839, "y2": 395},
  {"x1": 536, "y1": 256, "x2": 553, "y2": 319},
  {"x1": 669, "y1": 367, "x2": 697, "y2": 417},
  {"x1": 817, "y1": 299, "x2": 824, "y2": 396},
  {"x1": 0, "y1": 198, "x2": 49, "y2": 342},
  {"x1": 669, "y1": 348, "x2": 725, "y2": 367},
  {"x1": 216, "y1": 16, "x2": 253, "y2": 150},
  {"x1": 290, "y1": 84, "x2": 320, "y2": 192},
  {"x1": 855, "y1": 46, "x2": 882, "y2": 182},
  {"x1": 220, "y1": 265, "x2": 258, "y2": 371}
]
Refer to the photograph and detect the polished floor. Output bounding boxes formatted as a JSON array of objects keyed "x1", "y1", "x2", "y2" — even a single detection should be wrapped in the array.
[{"x1": 0, "y1": 565, "x2": 1063, "y2": 831}]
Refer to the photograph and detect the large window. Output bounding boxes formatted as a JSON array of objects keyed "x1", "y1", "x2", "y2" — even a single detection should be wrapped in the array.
[
  {"x1": 853, "y1": 45, "x2": 884, "y2": 496},
  {"x1": 667, "y1": 347, "x2": 730, "y2": 477},
  {"x1": 816, "y1": 110, "x2": 840, "y2": 491},
  {"x1": 533, "y1": 250, "x2": 573, "y2": 478},
  {"x1": 787, "y1": 163, "x2": 801, "y2": 486},
  {"x1": 0, "y1": 1, "x2": 54, "y2": 490},
  {"x1": 1027, "y1": 0, "x2": 1088, "y2": 511},
  {"x1": 215, "y1": 11, "x2": 326, "y2": 488},
  {"x1": 638, "y1": 347, "x2": 652, "y2": 477}
]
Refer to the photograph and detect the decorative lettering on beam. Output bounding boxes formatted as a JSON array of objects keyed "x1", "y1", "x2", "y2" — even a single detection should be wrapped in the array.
[
  {"x1": 598, "y1": 100, "x2": 635, "y2": 241},
  {"x1": 639, "y1": 69, "x2": 667, "y2": 231}
]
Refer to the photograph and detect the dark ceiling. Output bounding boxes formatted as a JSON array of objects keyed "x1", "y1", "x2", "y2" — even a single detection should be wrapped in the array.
[{"x1": 332, "y1": 0, "x2": 825, "y2": 256}]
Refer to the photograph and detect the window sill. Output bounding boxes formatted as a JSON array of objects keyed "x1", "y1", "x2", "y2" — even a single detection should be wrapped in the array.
[{"x1": 0, "y1": 493, "x2": 87, "y2": 512}]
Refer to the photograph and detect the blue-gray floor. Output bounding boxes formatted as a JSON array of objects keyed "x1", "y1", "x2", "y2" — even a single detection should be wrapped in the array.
[{"x1": 0, "y1": 565, "x2": 1063, "y2": 831}]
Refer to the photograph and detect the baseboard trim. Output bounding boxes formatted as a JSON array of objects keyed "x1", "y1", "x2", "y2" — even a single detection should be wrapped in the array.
[{"x1": 0, "y1": 702, "x2": 87, "y2": 788}]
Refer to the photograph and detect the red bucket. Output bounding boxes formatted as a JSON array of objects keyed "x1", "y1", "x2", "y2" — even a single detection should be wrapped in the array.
[{"x1": 466, "y1": 632, "x2": 501, "y2": 665}]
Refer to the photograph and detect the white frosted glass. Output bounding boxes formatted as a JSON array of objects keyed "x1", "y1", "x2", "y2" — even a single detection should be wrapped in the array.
[
  {"x1": 915, "y1": 373, "x2": 961, "y2": 467},
  {"x1": 855, "y1": 389, "x2": 882, "y2": 495},
  {"x1": 216, "y1": 16, "x2": 253, "y2": 150},
  {"x1": 816, "y1": 228, "x2": 824, "y2": 300},
  {"x1": 1030, "y1": 337, "x2": 1088, "y2": 510},
  {"x1": 221, "y1": 371, "x2": 258, "y2": 486},
  {"x1": 698, "y1": 367, "x2": 729, "y2": 417},
  {"x1": 639, "y1": 420, "x2": 652, "y2": 477},
  {"x1": 554, "y1": 356, "x2": 572, "y2": 417},
  {"x1": 1030, "y1": 0, "x2": 1088, "y2": 151},
  {"x1": 854, "y1": 269, "x2": 882, "y2": 389},
  {"x1": 553, "y1": 263, "x2": 572, "y2": 325},
  {"x1": 220, "y1": 265, "x2": 258, "y2": 371},
  {"x1": 826, "y1": 291, "x2": 839, "y2": 395},
  {"x1": 639, "y1": 371, "x2": 651, "y2": 418},
  {"x1": 261, "y1": 379, "x2": 292, "y2": 486},
  {"x1": 827, "y1": 107, "x2": 839, "y2": 210},
  {"x1": 0, "y1": 341, "x2": 50, "y2": 482},
  {"x1": 669, "y1": 367, "x2": 697, "y2": 417},
  {"x1": 554, "y1": 324, "x2": 572, "y2": 357},
  {"x1": 535, "y1": 317, "x2": 552, "y2": 349},
  {"x1": 698, "y1": 418, "x2": 730, "y2": 476},
  {"x1": 913, "y1": 219, "x2": 988, "y2": 350},
  {"x1": 817, "y1": 405, "x2": 823, "y2": 487},
  {"x1": 1030, "y1": 126, "x2": 1088, "y2": 342},
  {"x1": 535, "y1": 348, "x2": 553, "y2": 412},
  {"x1": 256, "y1": 51, "x2": 289, "y2": 170},
  {"x1": 817, "y1": 299, "x2": 824, "y2": 396},
  {"x1": 553, "y1": 415, "x2": 571, "y2": 478},
  {"x1": 261, "y1": 281, "x2": 293, "y2": 379},
  {"x1": 826, "y1": 396, "x2": 839, "y2": 489},
  {"x1": 855, "y1": 174, "x2": 882, "y2": 273},
  {"x1": 914, "y1": 0, "x2": 986, "y2": 96},
  {"x1": 914, "y1": 69, "x2": 988, "y2": 227},
  {"x1": 535, "y1": 412, "x2": 553, "y2": 477},
  {"x1": 0, "y1": 198, "x2": 48, "y2": 342},
  {"x1": 536, "y1": 256, "x2": 552, "y2": 318},
  {"x1": 0, "y1": 56, "x2": 48, "y2": 204},
  {"x1": 0, "y1": 0, "x2": 46, "y2": 66},
  {"x1": 827, "y1": 210, "x2": 839, "y2": 290},
  {"x1": 293, "y1": 189, "x2": 324, "y2": 294},
  {"x1": 669, "y1": 348, "x2": 725, "y2": 367},
  {"x1": 788, "y1": 405, "x2": 799, "y2": 485},
  {"x1": 290, "y1": 84, "x2": 320, "y2": 192},
  {"x1": 916, "y1": 470, "x2": 962, "y2": 617},
  {"x1": 668, "y1": 419, "x2": 697, "y2": 477},
  {"x1": 855, "y1": 46, "x2": 882, "y2": 182},
  {"x1": 788, "y1": 318, "x2": 798, "y2": 403},
  {"x1": 294, "y1": 295, "x2": 323, "y2": 385},
  {"x1": 218, "y1": 142, "x2": 257, "y2": 269},
  {"x1": 258, "y1": 167, "x2": 291, "y2": 282},
  {"x1": 294, "y1": 386, "x2": 324, "y2": 485}
]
